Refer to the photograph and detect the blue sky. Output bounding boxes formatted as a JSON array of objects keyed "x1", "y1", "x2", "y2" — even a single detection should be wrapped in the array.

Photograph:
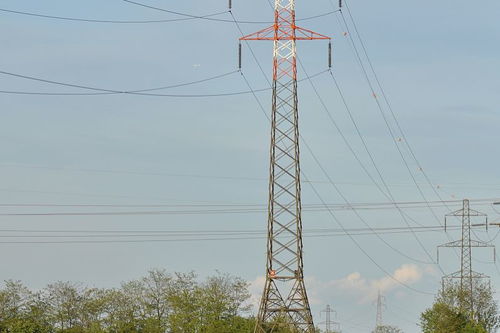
[{"x1": 0, "y1": 0, "x2": 499, "y2": 332}]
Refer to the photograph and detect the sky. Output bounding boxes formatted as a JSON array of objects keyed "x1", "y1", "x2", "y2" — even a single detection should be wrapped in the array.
[{"x1": 0, "y1": 0, "x2": 499, "y2": 332}]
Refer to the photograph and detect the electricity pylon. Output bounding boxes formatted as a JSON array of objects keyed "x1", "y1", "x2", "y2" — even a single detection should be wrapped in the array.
[
  {"x1": 374, "y1": 290, "x2": 386, "y2": 332},
  {"x1": 437, "y1": 199, "x2": 495, "y2": 317},
  {"x1": 320, "y1": 305, "x2": 340, "y2": 333},
  {"x1": 239, "y1": 1, "x2": 330, "y2": 331}
]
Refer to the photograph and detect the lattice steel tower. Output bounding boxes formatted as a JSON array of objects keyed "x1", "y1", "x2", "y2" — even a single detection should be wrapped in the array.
[
  {"x1": 320, "y1": 305, "x2": 340, "y2": 333},
  {"x1": 374, "y1": 290, "x2": 385, "y2": 333},
  {"x1": 438, "y1": 199, "x2": 494, "y2": 317},
  {"x1": 240, "y1": 1, "x2": 330, "y2": 331}
]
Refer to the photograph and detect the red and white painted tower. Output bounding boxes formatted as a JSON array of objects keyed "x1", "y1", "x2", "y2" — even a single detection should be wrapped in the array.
[{"x1": 240, "y1": 1, "x2": 330, "y2": 331}]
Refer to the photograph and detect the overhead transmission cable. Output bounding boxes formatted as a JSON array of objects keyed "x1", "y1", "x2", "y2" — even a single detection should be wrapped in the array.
[
  {"x1": 0, "y1": 7, "x2": 338, "y2": 25},
  {"x1": 335, "y1": 0, "x2": 471, "y2": 261},
  {"x1": 334, "y1": 2, "x2": 467, "y2": 265},
  {"x1": 302, "y1": 166, "x2": 435, "y2": 295},
  {"x1": 0, "y1": 69, "x2": 238, "y2": 95},
  {"x1": 298, "y1": 58, "x2": 443, "y2": 269},
  {"x1": 0, "y1": 7, "x2": 229, "y2": 24},
  {"x1": 336, "y1": 8, "x2": 443, "y2": 225},
  {"x1": 121, "y1": 0, "x2": 338, "y2": 24},
  {"x1": 335, "y1": 1, "x2": 465, "y2": 236},
  {"x1": 0, "y1": 226, "x2": 458, "y2": 239},
  {"x1": 0, "y1": 202, "x2": 485, "y2": 216},
  {"x1": 0, "y1": 68, "x2": 328, "y2": 97},
  {"x1": 3, "y1": 162, "x2": 500, "y2": 191},
  {"x1": 0, "y1": 229, "x2": 456, "y2": 245},
  {"x1": 342, "y1": 1, "x2": 490, "y2": 249},
  {"x1": 0, "y1": 198, "x2": 494, "y2": 209},
  {"x1": 0, "y1": 225, "x2": 459, "y2": 234}
]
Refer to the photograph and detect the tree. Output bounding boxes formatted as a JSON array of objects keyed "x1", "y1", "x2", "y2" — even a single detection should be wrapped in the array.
[
  {"x1": 197, "y1": 272, "x2": 251, "y2": 331},
  {"x1": 45, "y1": 281, "x2": 84, "y2": 331},
  {"x1": 0, "y1": 269, "x2": 256, "y2": 333},
  {"x1": 420, "y1": 281, "x2": 499, "y2": 333},
  {"x1": 78, "y1": 288, "x2": 109, "y2": 332},
  {"x1": 141, "y1": 269, "x2": 172, "y2": 332},
  {"x1": 103, "y1": 288, "x2": 142, "y2": 333},
  {"x1": 166, "y1": 272, "x2": 199, "y2": 333},
  {"x1": 168, "y1": 271, "x2": 253, "y2": 333},
  {"x1": 373, "y1": 325, "x2": 403, "y2": 333},
  {"x1": 0, "y1": 280, "x2": 52, "y2": 333},
  {"x1": 0, "y1": 280, "x2": 31, "y2": 320}
]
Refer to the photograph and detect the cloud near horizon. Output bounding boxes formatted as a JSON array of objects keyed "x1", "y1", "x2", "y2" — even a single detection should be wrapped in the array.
[
  {"x1": 249, "y1": 263, "x2": 427, "y2": 308},
  {"x1": 330, "y1": 264, "x2": 423, "y2": 303}
]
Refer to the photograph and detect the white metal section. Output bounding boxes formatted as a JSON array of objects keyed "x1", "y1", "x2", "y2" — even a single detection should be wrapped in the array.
[
  {"x1": 275, "y1": 0, "x2": 295, "y2": 10},
  {"x1": 274, "y1": 41, "x2": 296, "y2": 59}
]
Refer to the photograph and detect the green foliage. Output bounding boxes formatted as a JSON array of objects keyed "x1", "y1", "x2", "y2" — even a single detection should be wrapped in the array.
[
  {"x1": 420, "y1": 281, "x2": 499, "y2": 333},
  {"x1": 0, "y1": 270, "x2": 254, "y2": 333},
  {"x1": 372, "y1": 325, "x2": 404, "y2": 333}
]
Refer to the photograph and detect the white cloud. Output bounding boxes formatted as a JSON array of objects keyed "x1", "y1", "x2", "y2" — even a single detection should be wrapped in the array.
[
  {"x1": 330, "y1": 264, "x2": 423, "y2": 303},
  {"x1": 248, "y1": 264, "x2": 425, "y2": 309},
  {"x1": 248, "y1": 276, "x2": 266, "y2": 313}
]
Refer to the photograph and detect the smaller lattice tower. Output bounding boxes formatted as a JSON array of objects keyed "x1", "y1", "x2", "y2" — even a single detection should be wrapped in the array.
[
  {"x1": 320, "y1": 304, "x2": 340, "y2": 333},
  {"x1": 438, "y1": 199, "x2": 495, "y2": 318},
  {"x1": 374, "y1": 290, "x2": 385, "y2": 332}
]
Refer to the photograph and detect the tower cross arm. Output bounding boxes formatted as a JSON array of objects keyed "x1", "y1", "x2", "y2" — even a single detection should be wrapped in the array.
[
  {"x1": 446, "y1": 208, "x2": 487, "y2": 217},
  {"x1": 439, "y1": 239, "x2": 494, "y2": 248},
  {"x1": 443, "y1": 270, "x2": 490, "y2": 280},
  {"x1": 468, "y1": 209, "x2": 488, "y2": 217},
  {"x1": 239, "y1": 25, "x2": 276, "y2": 40},
  {"x1": 438, "y1": 240, "x2": 462, "y2": 248},
  {"x1": 295, "y1": 26, "x2": 330, "y2": 40},
  {"x1": 240, "y1": 25, "x2": 330, "y2": 41}
]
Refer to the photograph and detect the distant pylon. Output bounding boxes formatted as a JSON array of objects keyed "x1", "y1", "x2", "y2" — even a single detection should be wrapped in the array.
[
  {"x1": 374, "y1": 290, "x2": 385, "y2": 332},
  {"x1": 239, "y1": 0, "x2": 330, "y2": 332},
  {"x1": 438, "y1": 199, "x2": 495, "y2": 317},
  {"x1": 320, "y1": 305, "x2": 340, "y2": 333}
]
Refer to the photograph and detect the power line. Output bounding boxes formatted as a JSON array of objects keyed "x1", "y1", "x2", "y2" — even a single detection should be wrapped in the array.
[
  {"x1": 2, "y1": 162, "x2": 499, "y2": 191},
  {"x1": 297, "y1": 59, "x2": 440, "y2": 267},
  {"x1": 0, "y1": 7, "x2": 229, "y2": 24},
  {"x1": 0, "y1": 225, "x2": 457, "y2": 235},
  {"x1": 303, "y1": 167, "x2": 435, "y2": 295},
  {"x1": 336, "y1": 0, "x2": 469, "y2": 262},
  {"x1": 334, "y1": 4, "x2": 473, "y2": 271},
  {"x1": 326, "y1": 68, "x2": 445, "y2": 270},
  {"x1": 0, "y1": 68, "x2": 328, "y2": 97},
  {"x1": 0, "y1": 202, "x2": 479, "y2": 216},
  {"x1": 0, "y1": 227, "x2": 451, "y2": 245},
  {"x1": 337, "y1": 9, "x2": 442, "y2": 224},
  {"x1": 0, "y1": 68, "x2": 238, "y2": 94},
  {"x1": 121, "y1": 0, "x2": 338, "y2": 24},
  {"x1": 0, "y1": 227, "x2": 457, "y2": 239},
  {"x1": 0, "y1": 197, "x2": 495, "y2": 209},
  {"x1": 0, "y1": 6, "x2": 339, "y2": 25}
]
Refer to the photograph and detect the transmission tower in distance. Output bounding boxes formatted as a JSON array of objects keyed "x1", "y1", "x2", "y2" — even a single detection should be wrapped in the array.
[
  {"x1": 320, "y1": 305, "x2": 340, "y2": 333},
  {"x1": 374, "y1": 289, "x2": 386, "y2": 332},
  {"x1": 239, "y1": 0, "x2": 330, "y2": 331},
  {"x1": 437, "y1": 199, "x2": 495, "y2": 317}
]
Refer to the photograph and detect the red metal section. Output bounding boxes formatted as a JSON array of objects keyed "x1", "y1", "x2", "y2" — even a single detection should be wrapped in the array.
[
  {"x1": 240, "y1": 7, "x2": 330, "y2": 81},
  {"x1": 240, "y1": 9, "x2": 330, "y2": 41},
  {"x1": 274, "y1": 54, "x2": 295, "y2": 80}
]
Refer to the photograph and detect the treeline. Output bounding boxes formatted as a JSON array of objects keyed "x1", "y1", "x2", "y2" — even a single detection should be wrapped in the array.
[{"x1": 0, "y1": 269, "x2": 256, "y2": 333}]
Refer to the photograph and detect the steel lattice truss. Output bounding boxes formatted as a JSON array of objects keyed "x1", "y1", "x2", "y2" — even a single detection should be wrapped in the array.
[
  {"x1": 438, "y1": 199, "x2": 495, "y2": 316},
  {"x1": 241, "y1": 1, "x2": 329, "y2": 332}
]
